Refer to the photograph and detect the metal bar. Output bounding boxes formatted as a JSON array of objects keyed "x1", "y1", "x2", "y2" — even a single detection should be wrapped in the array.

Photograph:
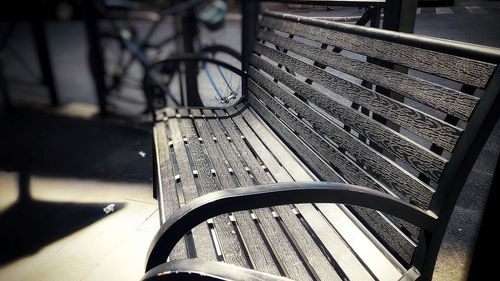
[
  {"x1": 144, "y1": 259, "x2": 293, "y2": 281},
  {"x1": 419, "y1": 68, "x2": 500, "y2": 279},
  {"x1": 242, "y1": 0, "x2": 258, "y2": 70},
  {"x1": 203, "y1": 64, "x2": 224, "y2": 99},
  {"x1": 182, "y1": 9, "x2": 202, "y2": 106},
  {"x1": 83, "y1": 0, "x2": 109, "y2": 116},
  {"x1": 263, "y1": 10, "x2": 500, "y2": 63},
  {"x1": 382, "y1": 0, "x2": 417, "y2": 33},
  {"x1": 0, "y1": 58, "x2": 10, "y2": 109},
  {"x1": 30, "y1": 14, "x2": 59, "y2": 107},
  {"x1": 149, "y1": 55, "x2": 245, "y2": 78},
  {"x1": 216, "y1": 65, "x2": 234, "y2": 92},
  {"x1": 200, "y1": 45, "x2": 242, "y2": 61},
  {"x1": 146, "y1": 181, "x2": 437, "y2": 271}
]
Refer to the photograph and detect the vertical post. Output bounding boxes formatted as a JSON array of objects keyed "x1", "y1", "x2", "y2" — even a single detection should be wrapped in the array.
[
  {"x1": 182, "y1": 9, "x2": 202, "y2": 106},
  {"x1": 31, "y1": 3, "x2": 59, "y2": 107},
  {"x1": 18, "y1": 172, "x2": 31, "y2": 202},
  {"x1": 0, "y1": 58, "x2": 10, "y2": 109},
  {"x1": 241, "y1": 0, "x2": 258, "y2": 99},
  {"x1": 383, "y1": 0, "x2": 418, "y2": 33},
  {"x1": 82, "y1": 0, "x2": 108, "y2": 116}
]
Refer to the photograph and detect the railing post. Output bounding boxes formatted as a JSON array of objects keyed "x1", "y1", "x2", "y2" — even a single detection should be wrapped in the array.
[
  {"x1": 241, "y1": 0, "x2": 258, "y2": 99},
  {"x1": 383, "y1": 0, "x2": 418, "y2": 33},
  {"x1": 82, "y1": 0, "x2": 109, "y2": 116},
  {"x1": 182, "y1": 8, "x2": 203, "y2": 106},
  {"x1": 31, "y1": 4, "x2": 60, "y2": 108}
]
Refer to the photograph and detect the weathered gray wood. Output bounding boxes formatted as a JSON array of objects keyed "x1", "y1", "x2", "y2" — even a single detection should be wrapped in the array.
[
  {"x1": 261, "y1": 15, "x2": 496, "y2": 88},
  {"x1": 248, "y1": 80, "x2": 385, "y2": 194},
  {"x1": 250, "y1": 62, "x2": 432, "y2": 207},
  {"x1": 153, "y1": 123, "x2": 188, "y2": 260},
  {"x1": 235, "y1": 104, "x2": 316, "y2": 182},
  {"x1": 192, "y1": 109, "x2": 282, "y2": 276},
  {"x1": 227, "y1": 106, "x2": 307, "y2": 182},
  {"x1": 248, "y1": 71, "x2": 424, "y2": 239},
  {"x1": 257, "y1": 30, "x2": 479, "y2": 122},
  {"x1": 247, "y1": 95, "x2": 344, "y2": 184},
  {"x1": 177, "y1": 117, "x2": 250, "y2": 268},
  {"x1": 249, "y1": 67, "x2": 434, "y2": 207},
  {"x1": 234, "y1": 106, "x2": 407, "y2": 279},
  {"x1": 251, "y1": 53, "x2": 457, "y2": 154},
  {"x1": 247, "y1": 76, "x2": 422, "y2": 240},
  {"x1": 248, "y1": 94, "x2": 416, "y2": 263},
  {"x1": 226, "y1": 107, "x2": 377, "y2": 281},
  {"x1": 217, "y1": 109, "x2": 342, "y2": 281},
  {"x1": 254, "y1": 42, "x2": 463, "y2": 153},
  {"x1": 168, "y1": 117, "x2": 218, "y2": 261},
  {"x1": 216, "y1": 111, "x2": 316, "y2": 281}
]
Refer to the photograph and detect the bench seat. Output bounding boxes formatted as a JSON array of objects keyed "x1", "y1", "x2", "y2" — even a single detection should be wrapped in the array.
[
  {"x1": 146, "y1": 4, "x2": 500, "y2": 280},
  {"x1": 153, "y1": 105, "x2": 406, "y2": 281}
]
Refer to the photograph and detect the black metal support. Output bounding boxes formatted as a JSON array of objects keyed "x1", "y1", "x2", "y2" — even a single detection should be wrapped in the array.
[
  {"x1": 241, "y1": 0, "x2": 259, "y2": 99},
  {"x1": 144, "y1": 260, "x2": 294, "y2": 281},
  {"x1": 83, "y1": 0, "x2": 109, "y2": 116},
  {"x1": 30, "y1": 15, "x2": 59, "y2": 107},
  {"x1": 182, "y1": 9, "x2": 202, "y2": 106},
  {"x1": 383, "y1": 0, "x2": 418, "y2": 33},
  {"x1": 420, "y1": 68, "x2": 500, "y2": 280},
  {"x1": 18, "y1": 172, "x2": 31, "y2": 202},
  {"x1": 0, "y1": 58, "x2": 10, "y2": 109},
  {"x1": 146, "y1": 182, "x2": 436, "y2": 271}
]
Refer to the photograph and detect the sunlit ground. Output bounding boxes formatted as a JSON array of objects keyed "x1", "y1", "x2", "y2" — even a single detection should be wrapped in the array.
[{"x1": 0, "y1": 172, "x2": 158, "y2": 281}]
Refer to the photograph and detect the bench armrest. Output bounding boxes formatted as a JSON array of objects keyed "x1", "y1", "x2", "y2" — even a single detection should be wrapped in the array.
[
  {"x1": 147, "y1": 53, "x2": 245, "y2": 77},
  {"x1": 143, "y1": 259, "x2": 293, "y2": 281},
  {"x1": 145, "y1": 182, "x2": 437, "y2": 271},
  {"x1": 200, "y1": 45, "x2": 242, "y2": 61}
]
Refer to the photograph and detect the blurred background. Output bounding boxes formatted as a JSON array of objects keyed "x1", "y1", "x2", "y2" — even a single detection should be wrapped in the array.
[{"x1": 1, "y1": 0, "x2": 499, "y2": 280}]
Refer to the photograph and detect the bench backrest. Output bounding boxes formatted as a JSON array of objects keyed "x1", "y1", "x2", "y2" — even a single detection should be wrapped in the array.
[{"x1": 244, "y1": 7, "x2": 500, "y2": 278}]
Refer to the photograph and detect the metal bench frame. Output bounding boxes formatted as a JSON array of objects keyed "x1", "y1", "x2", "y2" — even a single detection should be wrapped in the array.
[{"x1": 144, "y1": 1, "x2": 500, "y2": 280}]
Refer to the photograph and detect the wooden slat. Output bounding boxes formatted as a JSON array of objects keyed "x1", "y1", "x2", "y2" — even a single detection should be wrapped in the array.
[
  {"x1": 254, "y1": 43, "x2": 447, "y2": 181},
  {"x1": 261, "y1": 15, "x2": 496, "y2": 88},
  {"x1": 249, "y1": 67, "x2": 434, "y2": 207},
  {"x1": 233, "y1": 106, "x2": 407, "y2": 279},
  {"x1": 213, "y1": 110, "x2": 318, "y2": 281},
  {"x1": 226, "y1": 107, "x2": 379, "y2": 281},
  {"x1": 254, "y1": 42, "x2": 463, "y2": 153},
  {"x1": 247, "y1": 95, "x2": 416, "y2": 264},
  {"x1": 191, "y1": 109, "x2": 282, "y2": 276},
  {"x1": 153, "y1": 123, "x2": 188, "y2": 260},
  {"x1": 217, "y1": 109, "x2": 342, "y2": 281},
  {"x1": 168, "y1": 117, "x2": 218, "y2": 261},
  {"x1": 257, "y1": 30, "x2": 480, "y2": 121},
  {"x1": 215, "y1": 111, "x2": 316, "y2": 281},
  {"x1": 177, "y1": 117, "x2": 250, "y2": 268},
  {"x1": 248, "y1": 79, "x2": 386, "y2": 195},
  {"x1": 247, "y1": 76, "x2": 422, "y2": 241},
  {"x1": 249, "y1": 72, "x2": 424, "y2": 240},
  {"x1": 227, "y1": 106, "x2": 311, "y2": 181}
]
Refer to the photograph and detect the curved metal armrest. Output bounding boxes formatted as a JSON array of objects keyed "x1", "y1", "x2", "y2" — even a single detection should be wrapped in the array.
[
  {"x1": 143, "y1": 259, "x2": 293, "y2": 281},
  {"x1": 145, "y1": 182, "x2": 437, "y2": 271},
  {"x1": 200, "y1": 45, "x2": 242, "y2": 62},
  {"x1": 147, "y1": 53, "x2": 245, "y2": 77}
]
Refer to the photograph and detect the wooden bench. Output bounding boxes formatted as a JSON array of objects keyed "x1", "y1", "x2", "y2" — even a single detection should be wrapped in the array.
[{"x1": 144, "y1": 3, "x2": 500, "y2": 280}]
